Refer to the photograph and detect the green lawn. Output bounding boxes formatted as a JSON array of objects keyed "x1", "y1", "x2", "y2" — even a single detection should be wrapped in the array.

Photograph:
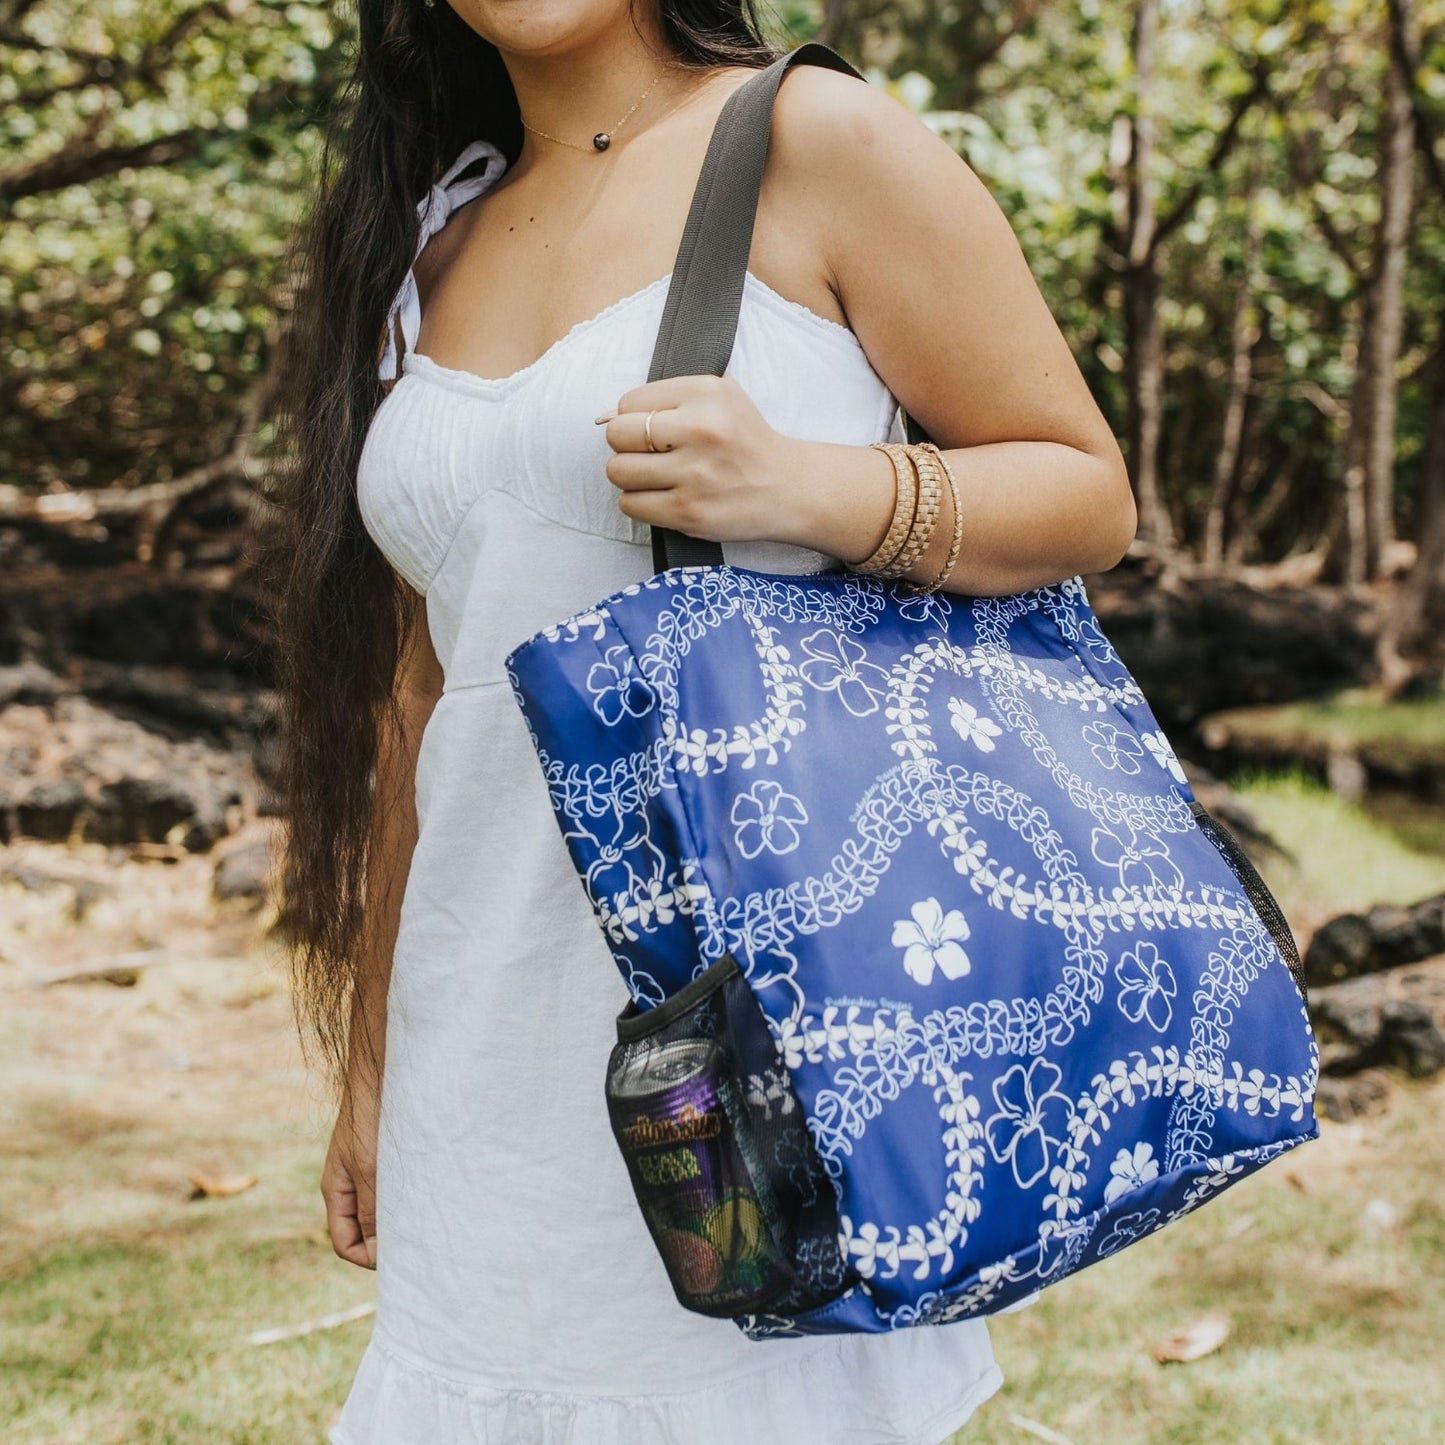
[
  {"x1": 1231, "y1": 768, "x2": 1445, "y2": 937},
  {"x1": 958, "y1": 1075, "x2": 1445, "y2": 1443}
]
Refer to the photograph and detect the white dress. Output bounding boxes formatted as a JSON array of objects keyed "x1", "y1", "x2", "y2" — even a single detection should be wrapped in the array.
[{"x1": 331, "y1": 142, "x2": 1004, "y2": 1445}]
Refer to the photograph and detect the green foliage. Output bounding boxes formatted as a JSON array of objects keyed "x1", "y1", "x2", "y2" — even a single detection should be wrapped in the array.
[
  {"x1": 0, "y1": 1, "x2": 349, "y2": 493},
  {"x1": 3, "y1": 0, "x2": 1445, "y2": 566},
  {"x1": 812, "y1": 0, "x2": 1445, "y2": 560}
]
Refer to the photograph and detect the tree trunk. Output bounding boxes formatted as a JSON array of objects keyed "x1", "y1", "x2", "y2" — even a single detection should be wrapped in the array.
[
  {"x1": 1363, "y1": 3, "x2": 1417, "y2": 574},
  {"x1": 1123, "y1": 0, "x2": 1173, "y2": 550},
  {"x1": 1202, "y1": 189, "x2": 1264, "y2": 569},
  {"x1": 1320, "y1": 302, "x2": 1375, "y2": 587},
  {"x1": 1385, "y1": 296, "x2": 1445, "y2": 673}
]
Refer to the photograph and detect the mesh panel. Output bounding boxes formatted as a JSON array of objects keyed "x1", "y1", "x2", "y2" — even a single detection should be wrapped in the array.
[
  {"x1": 1191, "y1": 801, "x2": 1308, "y2": 1005},
  {"x1": 606, "y1": 954, "x2": 854, "y2": 1319}
]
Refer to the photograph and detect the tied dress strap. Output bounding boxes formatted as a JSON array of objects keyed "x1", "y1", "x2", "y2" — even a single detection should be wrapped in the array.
[{"x1": 378, "y1": 139, "x2": 509, "y2": 383}]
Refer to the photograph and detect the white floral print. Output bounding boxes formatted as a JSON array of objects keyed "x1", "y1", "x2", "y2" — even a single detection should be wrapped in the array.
[
  {"x1": 984, "y1": 1058, "x2": 1072, "y2": 1190},
  {"x1": 730, "y1": 779, "x2": 809, "y2": 859},
  {"x1": 897, "y1": 590, "x2": 951, "y2": 630},
  {"x1": 892, "y1": 898, "x2": 972, "y2": 985},
  {"x1": 1082, "y1": 720, "x2": 1145, "y2": 774},
  {"x1": 1091, "y1": 822, "x2": 1185, "y2": 892},
  {"x1": 1115, "y1": 942, "x2": 1178, "y2": 1032},
  {"x1": 1095, "y1": 1208, "x2": 1162, "y2": 1257},
  {"x1": 1103, "y1": 1141, "x2": 1161, "y2": 1205},
  {"x1": 1142, "y1": 729, "x2": 1189, "y2": 783},
  {"x1": 798, "y1": 628, "x2": 890, "y2": 717},
  {"x1": 584, "y1": 644, "x2": 653, "y2": 726},
  {"x1": 948, "y1": 698, "x2": 1003, "y2": 752},
  {"x1": 746, "y1": 1067, "x2": 797, "y2": 1120}
]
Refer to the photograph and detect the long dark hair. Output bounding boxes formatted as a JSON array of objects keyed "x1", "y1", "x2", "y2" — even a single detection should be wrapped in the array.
[{"x1": 271, "y1": 0, "x2": 777, "y2": 1093}]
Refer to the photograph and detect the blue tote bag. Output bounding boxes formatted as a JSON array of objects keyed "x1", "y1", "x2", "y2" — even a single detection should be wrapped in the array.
[{"x1": 506, "y1": 45, "x2": 1319, "y2": 1338}]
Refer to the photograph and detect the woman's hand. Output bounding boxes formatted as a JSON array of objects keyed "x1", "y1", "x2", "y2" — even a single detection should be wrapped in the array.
[
  {"x1": 321, "y1": 1078, "x2": 379, "y2": 1270},
  {"x1": 598, "y1": 375, "x2": 815, "y2": 545}
]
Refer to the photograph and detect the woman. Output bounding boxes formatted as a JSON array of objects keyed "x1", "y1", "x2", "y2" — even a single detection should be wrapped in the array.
[{"x1": 275, "y1": 0, "x2": 1137, "y2": 1440}]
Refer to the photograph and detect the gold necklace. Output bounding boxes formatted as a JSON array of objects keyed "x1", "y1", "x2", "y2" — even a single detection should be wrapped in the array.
[{"x1": 521, "y1": 72, "x2": 665, "y2": 153}]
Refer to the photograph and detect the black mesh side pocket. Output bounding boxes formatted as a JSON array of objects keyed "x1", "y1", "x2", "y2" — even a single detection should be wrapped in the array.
[
  {"x1": 605, "y1": 953, "x2": 854, "y2": 1320},
  {"x1": 1190, "y1": 800, "x2": 1308, "y2": 1004}
]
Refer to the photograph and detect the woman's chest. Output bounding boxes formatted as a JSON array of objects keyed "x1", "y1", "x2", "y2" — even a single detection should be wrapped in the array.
[{"x1": 357, "y1": 276, "x2": 900, "y2": 599}]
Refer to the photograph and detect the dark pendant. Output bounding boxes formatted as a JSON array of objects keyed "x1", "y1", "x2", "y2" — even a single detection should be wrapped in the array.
[{"x1": 593, "y1": 132, "x2": 611, "y2": 152}]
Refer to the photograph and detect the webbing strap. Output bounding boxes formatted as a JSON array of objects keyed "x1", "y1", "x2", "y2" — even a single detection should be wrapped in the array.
[{"x1": 645, "y1": 44, "x2": 861, "y2": 573}]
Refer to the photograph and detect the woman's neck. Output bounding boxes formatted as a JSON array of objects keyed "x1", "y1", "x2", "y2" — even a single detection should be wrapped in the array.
[{"x1": 503, "y1": 20, "x2": 690, "y2": 159}]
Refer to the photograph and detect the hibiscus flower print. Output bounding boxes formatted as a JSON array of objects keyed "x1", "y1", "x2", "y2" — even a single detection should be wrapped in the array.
[
  {"x1": 1141, "y1": 729, "x2": 1189, "y2": 784},
  {"x1": 892, "y1": 898, "x2": 972, "y2": 985},
  {"x1": 897, "y1": 590, "x2": 951, "y2": 631},
  {"x1": 584, "y1": 645, "x2": 652, "y2": 726},
  {"x1": 1082, "y1": 721, "x2": 1145, "y2": 775},
  {"x1": 1091, "y1": 822, "x2": 1185, "y2": 893},
  {"x1": 730, "y1": 780, "x2": 809, "y2": 860},
  {"x1": 797, "y1": 628, "x2": 890, "y2": 717},
  {"x1": 1095, "y1": 1207, "x2": 1161, "y2": 1258},
  {"x1": 948, "y1": 698, "x2": 1003, "y2": 752},
  {"x1": 984, "y1": 1058, "x2": 1073, "y2": 1190},
  {"x1": 1114, "y1": 941, "x2": 1178, "y2": 1031},
  {"x1": 1103, "y1": 1141, "x2": 1162, "y2": 1205}
]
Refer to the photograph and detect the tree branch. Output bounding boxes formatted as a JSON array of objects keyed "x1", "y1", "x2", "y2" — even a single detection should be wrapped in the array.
[
  {"x1": 0, "y1": 347, "x2": 282, "y2": 532},
  {"x1": 1150, "y1": 59, "x2": 1273, "y2": 256}
]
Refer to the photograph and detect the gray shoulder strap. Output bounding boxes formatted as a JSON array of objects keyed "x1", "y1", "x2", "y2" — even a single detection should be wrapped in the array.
[{"x1": 646, "y1": 43, "x2": 862, "y2": 573}]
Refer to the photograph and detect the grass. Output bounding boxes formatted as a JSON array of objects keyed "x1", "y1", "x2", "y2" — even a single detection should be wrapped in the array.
[
  {"x1": 2, "y1": 798, "x2": 1444, "y2": 1444},
  {"x1": 957, "y1": 1077, "x2": 1445, "y2": 1444},
  {"x1": 3, "y1": 1232, "x2": 366, "y2": 1445},
  {"x1": 1200, "y1": 689, "x2": 1445, "y2": 780},
  {"x1": 1205, "y1": 688, "x2": 1445, "y2": 748},
  {"x1": 1229, "y1": 768, "x2": 1445, "y2": 937},
  {"x1": 0, "y1": 839, "x2": 373, "y2": 1444}
]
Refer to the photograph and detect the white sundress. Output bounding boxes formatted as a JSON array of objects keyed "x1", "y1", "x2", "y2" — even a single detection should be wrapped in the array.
[{"x1": 331, "y1": 140, "x2": 1005, "y2": 1445}]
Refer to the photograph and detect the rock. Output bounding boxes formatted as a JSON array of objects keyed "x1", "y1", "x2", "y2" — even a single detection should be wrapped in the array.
[
  {"x1": 1084, "y1": 559, "x2": 1375, "y2": 737},
  {"x1": 89, "y1": 776, "x2": 198, "y2": 846},
  {"x1": 1324, "y1": 746, "x2": 1369, "y2": 804},
  {"x1": 1, "y1": 691, "x2": 255, "y2": 850},
  {"x1": 1, "y1": 860, "x2": 66, "y2": 891},
  {"x1": 0, "y1": 564, "x2": 271, "y2": 682},
  {"x1": 1307, "y1": 956, "x2": 1445, "y2": 1078},
  {"x1": 17, "y1": 778, "x2": 86, "y2": 841},
  {"x1": 0, "y1": 859, "x2": 115, "y2": 919},
  {"x1": 0, "y1": 662, "x2": 61, "y2": 708},
  {"x1": 213, "y1": 839, "x2": 273, "y2": 907},
  {"x1": 1314, "y1": 1069, "x2": 1393, "y2": 1122},
  {"x1": 1379, "y1": 999, "x2": 1445, "y2": 1077},
  {"x1": 1304, "y1": 895, "x2": 1445, "y2": 986}
]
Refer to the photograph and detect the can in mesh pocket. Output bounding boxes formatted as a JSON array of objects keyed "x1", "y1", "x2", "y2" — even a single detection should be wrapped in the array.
[{"x1": 608, "y1": 1037, "x2": 784, "y2": 1311}]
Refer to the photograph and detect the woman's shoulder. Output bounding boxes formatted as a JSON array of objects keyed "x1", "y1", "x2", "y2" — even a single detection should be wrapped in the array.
[{"x1": 769, "y1": 60, "x2": 941, "y2": 181}]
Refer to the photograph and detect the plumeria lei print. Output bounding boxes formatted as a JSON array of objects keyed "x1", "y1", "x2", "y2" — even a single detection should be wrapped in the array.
[{"x1": 507, "y1": 566, "x2": 1319, "y2": 1336}]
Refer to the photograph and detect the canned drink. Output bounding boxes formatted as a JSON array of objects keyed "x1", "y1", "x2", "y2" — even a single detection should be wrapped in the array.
[{"x1": 607, "y1": 1038, "x2": 784, "y2": 1310}]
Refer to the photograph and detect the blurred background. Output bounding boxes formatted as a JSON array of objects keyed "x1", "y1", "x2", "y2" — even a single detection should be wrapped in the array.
[{"x1": 1, "y1": 0, "x2": 1442, "y2": 1440}]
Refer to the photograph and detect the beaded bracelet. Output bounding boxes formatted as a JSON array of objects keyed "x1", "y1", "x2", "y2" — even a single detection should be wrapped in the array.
[
  {"x1": 855, "y1": 442, "x2": 919, "y2": 577},
  {"x1": 913, "y1": 443, "x2": 964, "y2": 595}
]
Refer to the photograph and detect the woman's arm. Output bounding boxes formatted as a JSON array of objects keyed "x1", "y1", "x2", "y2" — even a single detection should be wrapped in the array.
[
  {"x1": 322, "y1": 578, "x2": 443, "y2": 1270},
  {"x1": 601, "y1": 67, "x2": 1136, "y2": 595}
]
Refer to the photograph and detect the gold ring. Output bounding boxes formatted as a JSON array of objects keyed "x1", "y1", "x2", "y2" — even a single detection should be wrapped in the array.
[{"x1": 644, "y1": 410, "x2": 659, "y2": 453}]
